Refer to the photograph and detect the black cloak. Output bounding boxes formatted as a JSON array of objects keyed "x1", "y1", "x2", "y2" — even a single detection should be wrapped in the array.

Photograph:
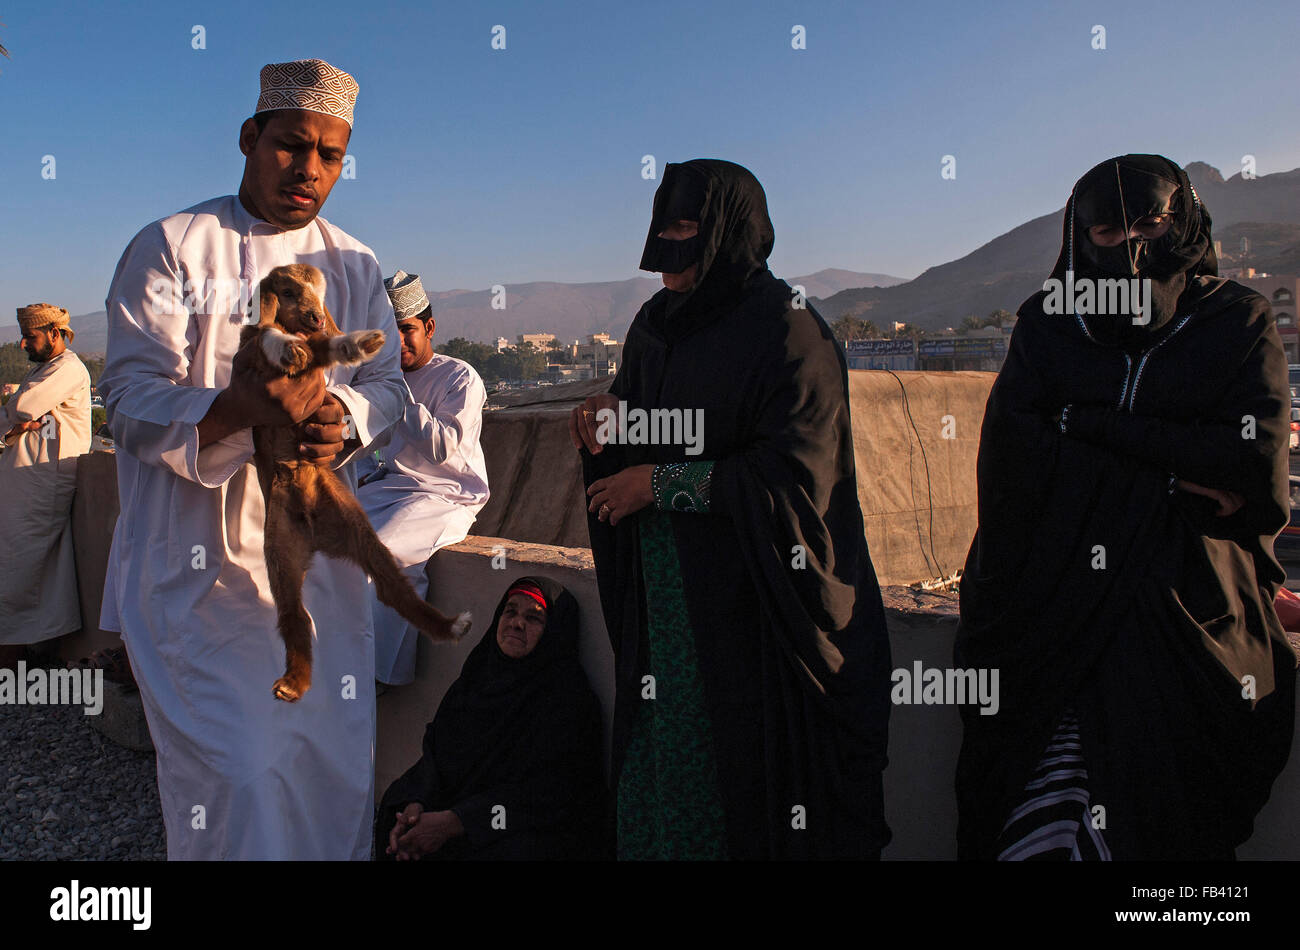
[
  {"x1": 583, "y1": 159, "x2": 893, "y2": 859},
  {"x1": 955, "y1": 154, "x2": 1296, "y2": 860},
  {"x1": 376, "y1": 576, "x2": 608, "y2": 860}
]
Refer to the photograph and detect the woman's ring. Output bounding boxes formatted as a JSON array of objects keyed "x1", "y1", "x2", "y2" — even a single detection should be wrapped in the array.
[{"x1": 599, "y1": 503, "x2": 611, "y2": 519}]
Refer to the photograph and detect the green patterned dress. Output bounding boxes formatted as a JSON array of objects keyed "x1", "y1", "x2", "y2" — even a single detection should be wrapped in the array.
[{"x1": 616, "y1": 461, "x2": 730, "y2": 860}]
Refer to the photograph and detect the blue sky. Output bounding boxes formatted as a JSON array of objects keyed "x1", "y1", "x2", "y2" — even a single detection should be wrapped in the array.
[{"x1": 2, "y1": 0, "x2": 1298, "y2": 317}]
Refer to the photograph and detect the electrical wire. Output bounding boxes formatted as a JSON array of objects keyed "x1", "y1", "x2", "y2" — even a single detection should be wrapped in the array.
[{"x1": 883, "y1": 368, "x2": 946, "y2": 583}]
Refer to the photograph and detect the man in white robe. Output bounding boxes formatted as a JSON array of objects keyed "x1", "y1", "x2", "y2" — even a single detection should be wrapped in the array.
[
  {"x1": 97, "y1": 59, "x2": 405, "y2": 860},
  {"x1": 0, "y1": 304, "x2": 91, "y2": 649},
  {"x1": 357, "y1": 271, "x2": 489, "y2": 686}
]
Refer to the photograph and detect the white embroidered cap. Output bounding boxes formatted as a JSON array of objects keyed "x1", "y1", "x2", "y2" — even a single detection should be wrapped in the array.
[
  {"x1": 256, "y1": 59, "x2": 359, "y2": 128},
  {"x1": 384, "y1": 270, "x2": 430, "y2": 321}
]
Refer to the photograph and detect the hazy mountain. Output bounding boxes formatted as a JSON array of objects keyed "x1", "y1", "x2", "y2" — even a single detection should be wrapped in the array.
[
  {"x1": 3, "y1": 312, "x2": 115, "y2": 357},
  {"x1": 787, "y1": 268, "x2": 905, "y2": 298},
  {"x1": 815, "y1": 163, "x2": 1300, "y2": 331},
  {"x1": 4, "y1": 268, "x2": 903, "y2": 355}
]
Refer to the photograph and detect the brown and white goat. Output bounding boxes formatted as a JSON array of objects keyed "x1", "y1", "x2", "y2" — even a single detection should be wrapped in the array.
[{"x1": 240, "y1": 263, "x2": 469, "y2": 702}]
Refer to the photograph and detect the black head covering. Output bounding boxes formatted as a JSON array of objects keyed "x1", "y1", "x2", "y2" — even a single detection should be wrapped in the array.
[
  {"x1": 1050, "y1": 154, "x2": 1216, "y2": 338},
  {"x1": 377, "y1": 575, "x2": 605, "y2": 848},
  {"x1": 638, "y1": 159, "x2": 776, "y2": 331},
  {"x1": 449, "y1": 575, "x2": 580, "y2": 693}
]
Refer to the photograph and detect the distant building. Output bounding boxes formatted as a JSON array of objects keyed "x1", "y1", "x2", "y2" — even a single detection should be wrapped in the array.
[
  {"x1": 844, "y1": 338, "x2": 916, "y2": 371},
  {"x1": 573, "y1": 333, "x2": 622, "y2": 365},
  {"x1": 541, "y1": 333, "x2": 621, "y2": 382},
  {"x1": 494, "y1": 336, "x2": 510, "y2": 353},
  {"x1": 844, "y1": 327, "x2": 1010, "y2": 373},
  {"x1": 517, "y1": 332, "x2": 557, "y2": 350},
  {"x1": 917, "y1": 334, "x2": 1008, "y2": 372},
  {"x1": 1239, "y1": 275, "x2": 1299, "y2": 362}
]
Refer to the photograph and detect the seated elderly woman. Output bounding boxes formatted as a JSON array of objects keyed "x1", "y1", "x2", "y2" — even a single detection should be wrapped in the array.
[{"x1": 375, "y1": 576, "x2": 608, "y2": 860}]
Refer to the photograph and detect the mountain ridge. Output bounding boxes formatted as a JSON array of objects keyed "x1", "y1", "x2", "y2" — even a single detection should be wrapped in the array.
[
  {"x1": 2, "y1": 268, "x2": 905, "y2": 355},
  {"x1": 814, "y1": 162, "x2": 1300, "y2": 330}
]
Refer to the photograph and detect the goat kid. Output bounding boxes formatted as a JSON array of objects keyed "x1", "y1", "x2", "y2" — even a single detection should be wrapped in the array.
[{"x1": 241, "y1": 263, "x2": 469, "y2": 702}]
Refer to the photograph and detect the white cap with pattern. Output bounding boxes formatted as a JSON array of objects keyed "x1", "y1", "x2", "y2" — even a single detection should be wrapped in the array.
[
  {"x1": 256, "y1": 58, "x2": 359, "y2": 128},
  {"x1": 384, "y1": 270, "x2": 430, "y2": 321}
]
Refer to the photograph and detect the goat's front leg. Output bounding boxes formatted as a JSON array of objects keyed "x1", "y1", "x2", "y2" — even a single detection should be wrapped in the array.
[
  {"x1": 308, "y1": 329, "x2": 386, "y2": 370},
  {"x1": 264, "y1": 489, "x2": 316, "y2": 702},
  {"x1": 259, "y1": 328, "x2": 314, "y2": 376}
]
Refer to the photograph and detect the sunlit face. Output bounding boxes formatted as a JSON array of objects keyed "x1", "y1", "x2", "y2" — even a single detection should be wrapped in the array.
[
  {"x1": 397, "y1": 315, "x2": 435, "y2": 371},
  {"x1": 237, "y1": 110, "x2": 351, "y2": 230},
  {"x1": 19, "y1": 325, "x2": 60, "y2": 362},
  {"x1": 1086, "y1": 213, "x2": 1174, "y2": 247},
  {"x1": 496, "y1": 593, "x2": 547, "y2": 658},
  {"x1": 658, "y1": 219, "x2": 700, "y2": 292}
]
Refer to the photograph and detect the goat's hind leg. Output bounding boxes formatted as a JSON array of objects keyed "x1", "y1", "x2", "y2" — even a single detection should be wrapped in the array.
[
  {"x1": 313, "y1": 476, "x2": 470, "y2": 642},
  {"x1": 265, "y1": 495, "x2": 316, "y2": 702}
]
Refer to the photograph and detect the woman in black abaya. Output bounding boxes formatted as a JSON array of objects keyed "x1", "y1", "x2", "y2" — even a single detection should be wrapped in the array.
[
  {"x1": 375, "y1": 577, "x2": 607, "y2": 860},
  {"x1": 570, "y1": 159, "x2": 893, "y2": 860},
  {"x1": 956, "y1": 154, "x2": 1296, "y2": 860}
]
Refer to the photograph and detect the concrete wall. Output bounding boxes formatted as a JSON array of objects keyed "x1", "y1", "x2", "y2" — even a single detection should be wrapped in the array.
[
  {"x1": 851, "y1": 371, "x2": 990, "y2": 585},
  {"x1": 473, "y1": 370, "x2": 994, "y2": 585},
  {"x1": 62, "y1": 450, "x2": 120, "y2": 662},
  {"x1": 68, "y1": 370, "x2": 992, "y2": 634}
]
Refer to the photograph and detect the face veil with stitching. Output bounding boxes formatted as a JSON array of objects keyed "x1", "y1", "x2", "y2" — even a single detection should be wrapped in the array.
[{"x1": 1051, "y1": 154, "x2": 1217, "y2": 336}]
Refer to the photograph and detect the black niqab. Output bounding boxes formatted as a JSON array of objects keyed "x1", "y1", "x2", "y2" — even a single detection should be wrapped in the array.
[{"x1": 1052, "y1": 154, "x2": 1217, "y2": 338}]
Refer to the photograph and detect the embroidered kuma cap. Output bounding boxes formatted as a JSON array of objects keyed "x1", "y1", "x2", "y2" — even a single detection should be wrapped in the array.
[
  {"x1": 384, "y1": 270, "x2": 430, "y2": 320},
  {"x1": 256, "y1": 59, "x2": 359, "y2": 128}
]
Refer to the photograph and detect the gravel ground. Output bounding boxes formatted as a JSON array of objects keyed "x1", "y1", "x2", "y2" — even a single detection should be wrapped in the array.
[{"x1": 0, "y1": 699, "x2": 165, "y2": 860}]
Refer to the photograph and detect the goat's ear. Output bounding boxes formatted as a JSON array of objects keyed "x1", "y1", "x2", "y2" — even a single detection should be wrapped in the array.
[{"x1": 257, "y1": 283, "x2": 279, "y2": 328}]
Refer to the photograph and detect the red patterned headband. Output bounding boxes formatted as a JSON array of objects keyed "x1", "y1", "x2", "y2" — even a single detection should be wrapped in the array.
[{"x1": 506, "y1": 583, "x2": 547, "y2": 611}]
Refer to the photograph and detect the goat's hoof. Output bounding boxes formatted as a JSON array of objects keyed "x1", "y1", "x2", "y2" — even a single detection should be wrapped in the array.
[
  {"x1": 357, "y1": 330, "x2": 385, "y2": 358},
  {"x1": 284, "y1": 343, "x2": 312, "y2": 373},
  {"x1": 273, "y1": 677, "x2": 306, "y2": 702},
  {"x1": 452, "y1": 611, "x2": 472, "y2": 638}
]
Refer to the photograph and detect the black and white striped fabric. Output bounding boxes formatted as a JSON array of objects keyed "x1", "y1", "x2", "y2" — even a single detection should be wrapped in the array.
[{"x1": 995, "y1": 709, "x2": 1111, "y2": 861}]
